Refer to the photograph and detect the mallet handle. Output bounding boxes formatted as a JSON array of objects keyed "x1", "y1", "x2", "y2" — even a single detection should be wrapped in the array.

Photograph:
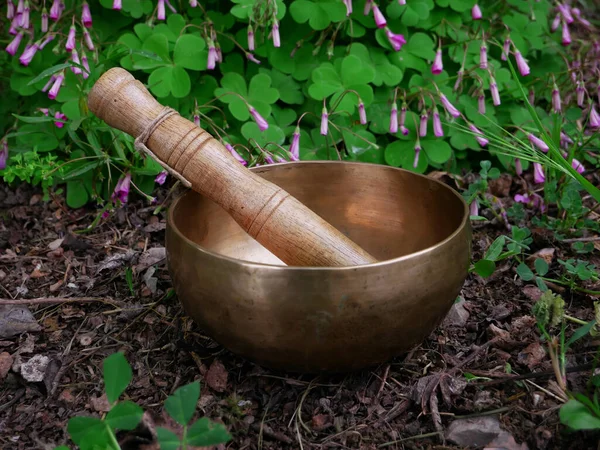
[{"x1": 88, "y1": 68, "x2": 377, "y2": 267}]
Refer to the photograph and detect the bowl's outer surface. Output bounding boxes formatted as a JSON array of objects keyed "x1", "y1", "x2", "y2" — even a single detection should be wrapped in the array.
[{"x1": 166, "y1": 161, "x2": 472, "y2": 373}]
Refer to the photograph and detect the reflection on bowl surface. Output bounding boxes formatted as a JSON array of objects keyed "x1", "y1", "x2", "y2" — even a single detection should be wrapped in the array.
[{"x1": 166, "y1": 161, "x2": 471, "y2": 373}]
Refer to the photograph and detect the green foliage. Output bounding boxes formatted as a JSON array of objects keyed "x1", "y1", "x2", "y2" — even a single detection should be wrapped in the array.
[
  {"x1": 56, "y1": 352, "x2": 231, "y2": 450},
  {"x1": 1, "y1": 0, "x2": 598, "y2": 213}
]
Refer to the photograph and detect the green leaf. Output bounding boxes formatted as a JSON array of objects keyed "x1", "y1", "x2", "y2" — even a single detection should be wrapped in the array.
[
  {"x1": 566, "y1": 320, "x2": 596, "y2": 349},
  {"x1": 66, "y1": 180, "x2": 90, "y2": 208},
  {"x1": 516, "y1": 262, "x2": 534, "y2": 281},
  {"x1": 142, "y1": 34, "x2": 171, "y2": 63},
  {"x1": 265, "y1": 69, "x2": 303, "y2": 104},
  {"x1": 67, "y1": 416, "x2": 105, "y2": 445},
  {"x1": 484, "y1": 236, "x2": 505, "y2": 262},
  {"x1": 248, "y1": 73, "x2": 279, "y2": 106},
  {"x1": 534, "y1": 258, "x2": 549, "y2": 276},
  {"x1": 174, "y1": 34, "x2": 207, "y2": 71},
  {"x1": 62, "y1": 160, "x2": 102, "y2": 181},
  {"x1": 164, "y1": 381, "x2": 200, "y2": 426},
  {"x1": 27, "y1": 63, "x2": 71, "y2": 86},
  {"x1": 105, "y1": 401, "x2": 144, "y2": 431},
  {"x1": 186, "y1": 418, "x2": 232, "y2": 446},
  {"x1": 474, "y1": 259, "x2": 496, "y2": 278},
  {"x1": 171, "y1": 66, "x2": 191, "y2": 98},
  {"x1": 148, "y1": 66, "x2": 173, "y2": 98},
  {"x1": 422, "y1": 140, "x2": 452, "y2": 164},
  {"x1": 341, "y1": 55, "x2": 375, "y2": 86},
  {"x1": 559, "y1": 399, "x2": 600, "y2": 430},
  {"x1": 241, "y1": 123, "x2": 285, "y2": 148},
  {"x1": 449, "y1": 0, "x2": 475, "y2": 12},
  {"x1": 103, "y1": 352, "x2": 132, "y2": 405},
  {"x1": 12, "y1": 114, "x2": 59, "y2": 124},
  {"x1": 156, "y1": 427, "x2": 181, "y2": 450}
]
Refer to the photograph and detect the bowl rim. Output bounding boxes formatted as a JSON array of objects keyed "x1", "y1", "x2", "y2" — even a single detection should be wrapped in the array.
[{"x1": 166, "y1": 161, "x2": 470, "y2": 271}]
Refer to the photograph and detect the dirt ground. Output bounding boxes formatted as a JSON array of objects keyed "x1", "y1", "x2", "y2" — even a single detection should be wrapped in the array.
[{"x1": 1, "y1": 175, "x2": 599, "y2": 450}]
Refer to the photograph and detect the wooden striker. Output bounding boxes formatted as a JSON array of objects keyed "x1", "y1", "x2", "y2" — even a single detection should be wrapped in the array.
[{"x1": 87, "y1": 68, "x2": 377, "y2": 267}]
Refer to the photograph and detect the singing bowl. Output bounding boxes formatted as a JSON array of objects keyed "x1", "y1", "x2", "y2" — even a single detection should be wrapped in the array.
[{"x1": 166, "y1": 161, "x2": 471, "y2": 373}]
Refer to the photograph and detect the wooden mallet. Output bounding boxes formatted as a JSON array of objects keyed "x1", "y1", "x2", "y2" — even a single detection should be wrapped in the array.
[{"x1": 88, "y1": 67, "x2": 377, "y2": 267}]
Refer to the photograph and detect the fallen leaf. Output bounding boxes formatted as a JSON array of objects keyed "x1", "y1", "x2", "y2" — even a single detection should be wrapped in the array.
[
  {"x1": 446, "y1": 416, "x2": 502, "y2": 447},
  {"x1": 311, "y1": 414, "x2": 331, "y2": 431},
  {"x1": 47, "y1": 238, "x2": 64, "y2": 251},
  {"x1": 489, "y1": 173, "x2": 513, "y2": 197},
  {"x1": 484, "y1": 431, "x2": 529, "y2": 450},
  {"x1": 59, "y1": 388, "x2": 75, "y2": 403},
  {"x1": 527, "y1": 248, "x2": 555, "y2": 266},
  {"x1": 522, "y1": 285, "x2": 543, "y2": 301},
  {"x1": 137, "y1": 247, "x2": 166, "y2": 271},
  {"x1": 49, "y1": 280, "x2": 64, "y2": 292},
  {"x1": 97, "y1": 250, "x2": 136, "y2": 273},
  {"x1": 20, "y1": 354, "x2": 50, "y2": 382},
  {"x1": 0, "y1": 352, "x2": 13, "y2": 379},
  {"x1": 517, "y1": 342, "x2": 546, "y2": 369},
  {"x1": 143, "y1": 267, "x2": 158, "y2": 294},
  {"x1": 79, "y1": 333, "x2": 94, "y2": 346},
  {"x1": 91, "y1": 393, "x2": 111, "y2": 412},
  {"x1": 143, "y1": 222, "x2": 166, "y2": 233},
  {"x1": 0, "y1": 269, "x2": 6, "y2": 281},
  {"x1": 0, "y1": 305, "x2": 42, "y2": 338},
  {"x1": 442, "y1": 298, "x2": 470, "y2": 328},
  {"x1": 205, "y1": 359, "x2": 228, "y2": 392}
]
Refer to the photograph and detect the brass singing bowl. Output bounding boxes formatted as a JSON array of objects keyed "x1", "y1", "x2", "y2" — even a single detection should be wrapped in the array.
[{"x1": 166, "y1": 161, "x2": 471, "y2": 373}]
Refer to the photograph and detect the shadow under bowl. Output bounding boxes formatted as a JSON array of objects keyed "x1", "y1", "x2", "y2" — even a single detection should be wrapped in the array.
[{"x1": 166, "y1": 161, "x2": 471, "y2": 373}]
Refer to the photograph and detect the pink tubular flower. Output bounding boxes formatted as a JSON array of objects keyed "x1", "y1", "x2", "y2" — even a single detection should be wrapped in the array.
[
  {"x1": 18, "y1": 41, "x2": 38, "y2": 65},
  {"x1": 49, "y1": 0, "x2": 60, "y2": 20},
  {"x1": 81, "y1": 1, "x2": 92, "y2": 28},
  {"x1": 0, "y1": 139, "x2": 8, "y2": 169},
  {"x1": 528, "y1": 89, "x2": 535, "y2": 105},
  {"x1": 571, "y1": 158, "x2": 585, "y2": 173},
  {"x1": 501, "y1": 38, "x2": 511, "y2": 61},
  {"x1": 41, "y1": 7, "x2": 48, "y2": 32},
  {"x1": 398, "y1": 0, "x2": 406, "y2": 5},
  {"x1": 193, "y1": 114, "x2": 200, "y2": 127},
  {"x1": 165, "y1": 0, "x2": 177, "y2": 13},
  {"x1": 551, "y1": 14, "x2": 560, "y2": 31},
  {"x1": 21, "y1": 0, "x2": 29, "y2": 28},
  {"x1": 433, "y1": 107, "x2": 443, "y2": 137},
  {"x1": 113, "y1": 0, "x2": 122, "y2": 10},
  {"x1": 320, "y1": 106, "x2": 328, "y2": 135},
  {"x1": 41, "y1": 74, "x2": 55, "y2": 92},
  {"x1": 471, "y1": 4, "x2": 482, "y2": 20},
  {"x1": 478, "y1": 94, "x2": 485, "y2": 114},
  {"x1": 560, "y1": 131, "x2": 573, "y2": 148},
  {"x1": 515, "y1": 193, "x2": 545, "y2": 212},
  {"x1": 515, "y1": 158, "x2": 523, "y2": 175},
  {"x1": 247, "y1": 24, "x2": 254, "y2": 51},
  {"x1": 431, "y1": 48, "x2": 443, "y2": 75},
  {"x1": 54, "y1": 111, "x2": 67, "y2": 128},
  {"x1": 225, "y1": 143, "x2": 247, "y2": 166},
  {"x1": 389, "y1": 102, "x2": 398, "y2": 134},
  {"x1": 533, "y1": 163, "x2": 545, "y2": 183},
  {"x1": 289, "y1": 126, "x2": 300, "y2": 160},
  {"x1": 7, "y1": 1, "x2": 15, "y2": 19},
  {"x1": 557, "y1": 3, "x2": 573, "y2": 23},
  {"x1": 454, "y1": 69, "x2": 464, "y2": 91},
  {"x1": 189, "y1": 0, "x2": 198, "y2": 6},
  {"x1": 515, "y1": 51, "x2": 530, "y2": 76},
  {"x1": 246, "y1": 53, "x2": 261, "y2": 64},
  {"x1": 419, "y1": 111, "x2": 428, "y2": 137},
  {"x1": 6, "y1": 31, "x2": 24, "y2": 56},
  {"x1": 81, "y1": 50, "x2": 90, "y2": 79},
  {"x1": 576, "y1": 81, "x2": 585, "y2": 106},
  {"x1": 400, "y1": 125, "x2": 409, "y2": 135},
  {"x1": 528, "y1": 133, "x2": 549, "y2": 153},
  {"x1": 358, "y1": 98, "x2": 367, "y2": 125},
  {"x1": 571, "y1": 7, "x2": 591, "y2": 27},
  {"x1": 364, "y1": 0, "x2": 372, "y2": 15},
  {"x1": 589, "y1": 105, "x2": 600, "y2": 128},
  {"x1": 469, "y1": 199, "x2": 479, "y2": 216},
  {"x1": 439, "y1": 93, "x2": 461, "y2": 118},
  {"x1": 562, "y1": 21, "x2": 571, "y2": 46},
  {"x1": 39, "y1": 33, "x2": 55, "y2": 50},
  {"x1": 469, "y1": 123, "x2": 488, "y2": 147},
  {"x1": 479, "y1": 42, "x2": 488, "y2": 69},
  {"x1": 272, "y1": 19, "x2": 280, "y2": 47},
  {"x1": 71, "y1": 49, "x2": 82, "y2": 74},
  {"x1": 343, "y1": 0, "x2": 353, "y2": 15},
  {"x1": 249, "y1": 106, "x2": 268, "y2": 131},
  {"x1": 157, "y1": 0, "x2": 165, "y2": 20},
  {"x1": 413, "y1": 142, "x2": 421, "y2": 168},
  {"x1": 155, "y1": 171, "x2": 168, "y2": 185},
  {"x1": 490, "y1": 78, "x2": 500, "y2": 106},
  {"x1": 207, "y1": 43, "x2": 217, "y2": 70},
  {"x1": 65, "y1": 24, "x2": 76, "y2": 52},
  {"x1": 552, "y1": 86, "x2": 561, "y2": 112},
  {"x1": 83, "y1": 29, "x2": 94, "y2": 51},
  {"x1": 47, "y1": 71, "x2": 64, "y2": 100},
  {"x1": 384, "y1": 27, "x2": 406, "y2": 51},
  {"x1": 17, "y1": 0, "x2": 23, "y2": 13},
  {"x1": 112, "y1": 172, "x2": 131, "y2": 204},
  {"x1": 372, "y1": 3, "x2": 386, "y2": 28},
  {"x1": 400, "y1": 104, "x2": 407, "y2": 127}
]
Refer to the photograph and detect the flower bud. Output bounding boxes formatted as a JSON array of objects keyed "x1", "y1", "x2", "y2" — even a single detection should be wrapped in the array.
[
  {"x1": 515, "y1": 50, "x2": 530, "y2": 76},
  {"x1": 400, "y1": 125, "x2": 409, "y2": 136},
  {"x1": 589, "y1": 104, "x2": 600, "y2": 128},
  {"x1": 226, "y1": 143, "x2": 247, "y2": 166},
  {"x1": 272, "y1": 19, "x2": 280, "y2": 48},
  {"x1": 372, "y1": 3, "x2": 386, "y2": 28},
  {"x1": 469, "y1": 199, "x2": 479, "y2": 216},
  {"x1": 41, "y1": 7, "x2": 48, "y2": 32},
  {"x1": 155, "y1": 171, "x2": 168, "y2": 185},
  {"x1": 514, "y1": 158, "x2": 523, "y2": 175},
  {"x1": 419, "y1": 110, "x2": 428, "y2": 137},
  {"x1": 343, "y1": 0, "x2": 353, "y2": 16},
  {"x1": 49, "y1": 0, "x2": 61, "y2": 20},
  {"x1": 501, "y1": 38, "x2": 511, "y2": 61},
  {"x1": 576, "y1": 82, "x2": 585, "y2": 107},
  {"x1": 18, "y1": 40, "x2": 38, "y2": 65},
  {"x1": 157, "y1": 0, "x2": 165, "y2": 20},
  {"x1": 472, "y1": 4, "x2": 482, "y2": 20},
  {"x1": 246, "y1": 53, "x2": 261, "y2": 64},
  {"x1": 207, "y1": 41, "x2": 217, "y2": 70},
  {"x1": 0, "y1": 140, "x2": 8, "y2": 170},
  {"x1": 82, "y1": 1, "x2": 92, "y2": 28},
  {"x1": 65, "y1": 23, "x2": 76, "y2": 52},
  {"x1": 469, "y1": 123, "x2": 488, "y2": 147},
  {"x1": 81, "y1": 50, "x2": 90, "y2": 79},
  {"x1": 478, "y1": 94, "x2": 485, "y2": 114},
  {"x1": 489, "y1": 77, "x2": 500, "y2": 106},
  {"x1": 552, "y1": 85, "x2": 561, "y2": 112},
  {"x1": 113, "y1": 0, "x2": 122, "y2": 10},
  {"x1": 7, "y1": 1, "x2": 15, "y2": 20},
  {"x1": 21, "y1": 0, "x2": 29, "y2": 29},
  {"x1": 562, "y1": 21, "x2": 571, "y2": 46},
  {"x1": 289, "y1": 126, "x2": 300, "y2": 160},
  {"x1": 320, "y1": 106, "x2": 328, "y2": 135},
  {"x1": 47, "y1": 70, "x2": 65, "y2": 100},
  {"x1": 112, "y1": 172, "x2": 131, "y2": 204},
  {"x1": 358, "y1": 98, "x2": 367, "y2": 125},
  {"x1": 533, "y1": 163, "x2": 545, "y2": 184},
  {"x1": 384, "y1": 27, "x2": 406, "y2": 51},
  {"x1": 247, "y1": 24, "x2": 254, "y2": 51},
  {"x1": 389, "y1": 102, "x2": 398, "y2": 134},
  {"x1": 528, "y1": 133, "x2": 549, "y2": 153},
  {"x1": 557, "y1": 3, "x2": 573, "y2": 24},
  {"x1": 413, "y1": 142, "x2": 421, "y2": 168},
  {"x1": 479, "y1": 42, "x2": 488, "y2": 69},
  {"x1": 71, "y1": 49, "x2": 82, "y2": 74},
  {"x1": 249, "y1": 105, "x2": 269, "y2": 131},
  {"x1": 439, "y1": 93, "x2": 461, "y2": 118},
  {"x1": 5, "y1": 30, "x2": 24, "y2": 56},
  {"x1": 431, "y1": 48, "x2": 443, "y2": 75},
  {"x1": 433, "y1": 107, "x2": 443, "y2": 137}
]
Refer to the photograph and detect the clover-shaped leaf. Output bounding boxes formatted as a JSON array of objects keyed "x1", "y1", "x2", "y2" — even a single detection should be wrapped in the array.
[
  {"x1": 174, "y1": 34, "x2": 207, "y2": 71},
  {"x1": 215, "y1": 73, "x2": 279, "y2": 121},
  {"x1": 290, "y1": 0, "x2": 346, "y2": 30}
]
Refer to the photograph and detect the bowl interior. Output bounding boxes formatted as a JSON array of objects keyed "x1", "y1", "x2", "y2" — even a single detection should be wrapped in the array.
[{"x1": 171, "y1": 162, "x2": 466, "y2": 266}]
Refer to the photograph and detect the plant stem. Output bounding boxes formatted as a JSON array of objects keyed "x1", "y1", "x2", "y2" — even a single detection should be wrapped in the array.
[
  {"x1": 107, "y1": 426, "x2": 121, "y2": 450},
  {"x1": 564, "y1": 314, "x2": 588, "y2": 325}
]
